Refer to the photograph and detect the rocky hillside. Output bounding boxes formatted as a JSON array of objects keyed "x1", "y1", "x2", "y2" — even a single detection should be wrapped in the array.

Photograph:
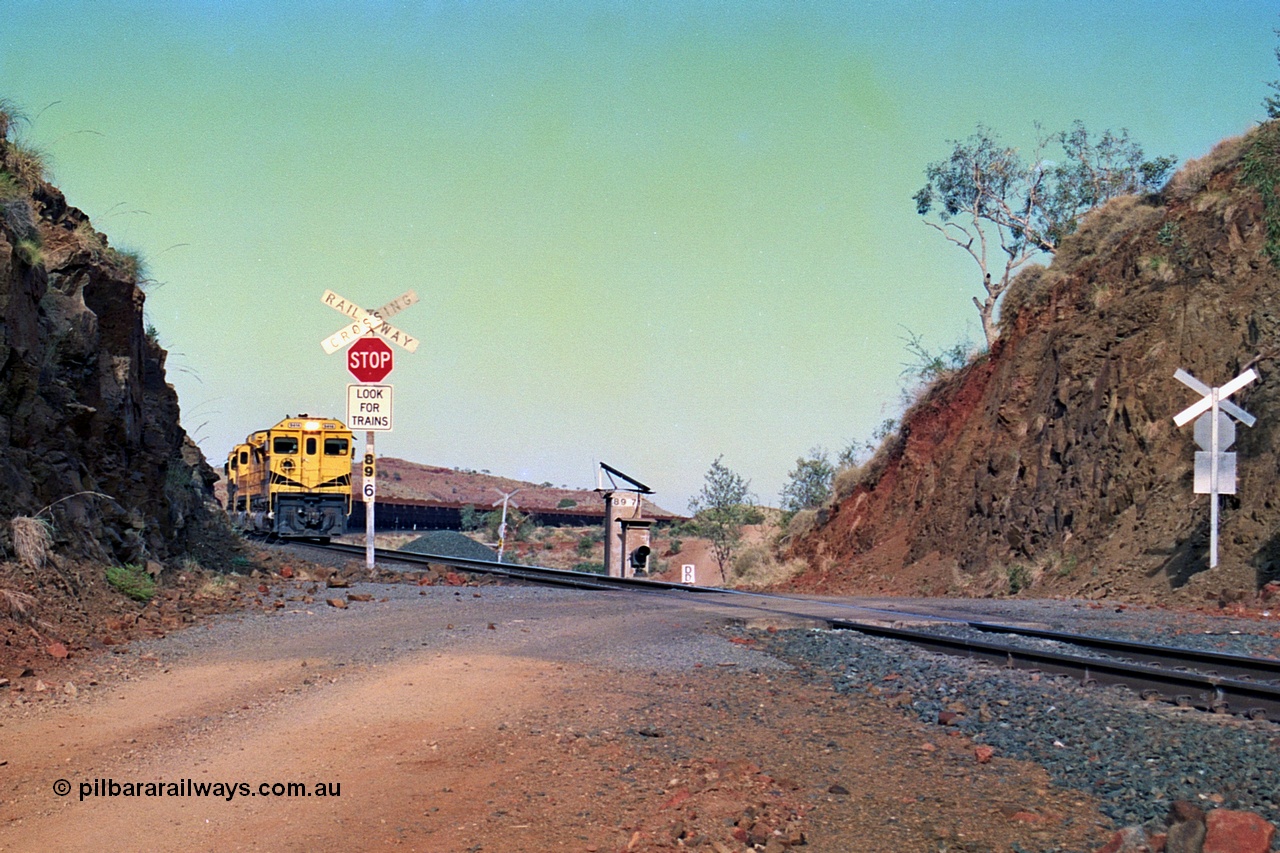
[
  {"x1": 0, "y1": 114, "x2": 226, "y2": 572},
  {"x1": 787, "y1": 123, "x2": 1280, "y2": 604}
]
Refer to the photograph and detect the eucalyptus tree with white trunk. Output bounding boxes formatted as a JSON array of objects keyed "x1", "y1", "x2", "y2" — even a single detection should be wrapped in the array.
[{"x1": 914, "y1": 122, "x2": 1174, "y2": 348}]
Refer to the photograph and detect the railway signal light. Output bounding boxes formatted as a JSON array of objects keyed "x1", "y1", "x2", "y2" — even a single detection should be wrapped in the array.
[{"x1": 629, "y1": 545, "x2": 651, "y2": 572}]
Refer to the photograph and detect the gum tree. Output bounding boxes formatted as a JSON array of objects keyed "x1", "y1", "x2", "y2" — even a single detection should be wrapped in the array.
[
  {"x1": 914, "y1": 122, "x2": 1174, "y2": 347},
  {"x1": 778, "y1": 447, "x2": 834, "y2": 522},
  {"x1": 688, "y1": 456, "x2": 755, "y2": 578}
]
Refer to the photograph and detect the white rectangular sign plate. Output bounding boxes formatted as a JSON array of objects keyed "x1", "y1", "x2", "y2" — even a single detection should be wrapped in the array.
[
  {"x1": 1194, "y1": 451, "x2": 1236, "y2": 495},
  {"x1": 346, "y1": 383, "x2": 394, "y2": 431}
]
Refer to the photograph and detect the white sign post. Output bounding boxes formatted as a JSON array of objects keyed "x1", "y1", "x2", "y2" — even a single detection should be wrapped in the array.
[
  {"x1": 681, "y1": 564, "x2": 696, "y2": 585},
  {"x1": 321, "y1": 290, "x2": 419, "y2": 568},
  {"x1": 1173, "y1": 368, "x2": 1257, "y2": 568}
]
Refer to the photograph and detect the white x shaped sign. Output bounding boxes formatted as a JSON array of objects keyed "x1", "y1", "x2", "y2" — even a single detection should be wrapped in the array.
[
  {"x1": 1172, "y1": 368, "x2": 1257, "y2": 428},
  {"x1": 320, "y1": 289, "x2": 420, "y2": 354}
]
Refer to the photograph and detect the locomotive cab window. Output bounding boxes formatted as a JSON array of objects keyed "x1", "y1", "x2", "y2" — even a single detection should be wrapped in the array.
[
  {"x1": 239, "y1": 451, "x2": 248, "y2": 465},
  {"x1": 324, "y1": 438, "x2": 349, "y2": 456},
  {"x1": 273, "y1": 436, "x2": 298, "y2": 454},
  {"x1": 305, "y1": 437, "x2": 317, "y2": 455}
]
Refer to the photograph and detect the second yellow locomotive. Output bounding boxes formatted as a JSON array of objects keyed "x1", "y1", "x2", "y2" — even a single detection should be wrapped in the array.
[{"x1": 224, "y1": 415, "x2": 355, "y2": 540}]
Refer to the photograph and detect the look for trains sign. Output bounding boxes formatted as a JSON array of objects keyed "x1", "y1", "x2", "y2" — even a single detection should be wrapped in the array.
[{"x1": 346, "y1": 383, "x2": 393, "y2": 432}]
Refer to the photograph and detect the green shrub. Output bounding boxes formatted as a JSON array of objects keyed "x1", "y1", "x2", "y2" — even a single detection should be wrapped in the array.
[
  {"x1": 1006, "y1": 564, "x2": 1030, "y2": 595},
  {"x1": 1057, "y1": 554, "x2": 1079, "y2": 578},
  {"x1": 106, "y1": 564, "x2": 156, "y2": 602},
  {"x1": 899, "y1": 326, "x2": 975, "y2": 386},
  {"x1": 14, "y1": 238, "x2": 41, "y2": 267},
  {"x1": 0, "y1": 171, "x2": 21, "y2": 201},
  {"x1": 105, "y1": 247, "x2": 153, "y2": 287},
  {"x1": 1242, "y1": 121, "x2": 1280, "y2": 266}
]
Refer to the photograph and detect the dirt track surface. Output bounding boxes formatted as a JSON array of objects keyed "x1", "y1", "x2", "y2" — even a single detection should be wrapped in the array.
[{"x1": 1, "y1": 582, "x2": 1115, "y2": 852}]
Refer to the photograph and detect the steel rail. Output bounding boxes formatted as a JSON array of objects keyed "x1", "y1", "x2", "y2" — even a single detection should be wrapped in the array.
[
  {"x1": 963, "y1": 620, "x2": 1280, "y2": 683},
  {"x1": 290, "y1": 540, "x2": 1280, "y2": 722},
  {"x1": 827, "y1": 618, "x2": 1280, "y2": 722},
  {"x1": 316, "y1": 541, "x2": 677, "y2": 591}
]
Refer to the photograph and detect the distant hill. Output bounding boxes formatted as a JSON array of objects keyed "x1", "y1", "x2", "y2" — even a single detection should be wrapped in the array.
[
  {"x1": 360, "y1": 457, "x2": 681, "y2": 521},
  {"x1": 211, "y1": 452, "x2": 682, "y2": 523},
  {"x1": 786, "y1": 123, "x2": 1280, "y2": 604}
]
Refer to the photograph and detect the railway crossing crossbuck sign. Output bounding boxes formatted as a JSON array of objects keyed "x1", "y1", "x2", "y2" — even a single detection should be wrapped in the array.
[
  {"x1": 320, "y1": 289, "x2": 419, "y2": 355},
  {"x1": 318, "y1": 288, "x2": 420, "y2": 570},
  {"x1": 1172, "y1": 367, "x2": 1258, "y2": 568}
]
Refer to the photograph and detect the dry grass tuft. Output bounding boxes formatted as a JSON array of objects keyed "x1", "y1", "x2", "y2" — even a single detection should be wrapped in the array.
[
  {"x1": 0, "y1": 586, "x2": 36, "y2": 620},
  {"x1": 728, "y1": 544, "x2": 807, "y2": 589},
  {"x1": 11, "y1": 516, "x2": 53, "y2": 571},
  {"x1": 784, "y1": 508, "x2": 820, "y2": 541},
  {"x1": 832, "y1": 465, "x2": 869, "y2": 502},
  {"x1": 74, "y1": 220, "x2": 107, "y2": 259},
  {"x1": 1052, "y1": 195, "x2": 1164, "y2": 272},
  {"x1": 3, "y1": 140, "x2": 47, "y2": 188},
  {"x1": 1166, "y1": 133, "x2": 1246, "y2": 201}
]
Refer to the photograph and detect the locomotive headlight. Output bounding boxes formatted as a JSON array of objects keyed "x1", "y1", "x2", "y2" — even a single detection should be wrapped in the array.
[{"x1": 304, "y1": 420, "x2": 321, "y2": 431}]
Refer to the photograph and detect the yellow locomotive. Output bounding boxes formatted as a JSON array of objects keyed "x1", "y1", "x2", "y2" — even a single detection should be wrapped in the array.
[{"x1": 224, "y1": 415, "x2": 355, "y2": 540}]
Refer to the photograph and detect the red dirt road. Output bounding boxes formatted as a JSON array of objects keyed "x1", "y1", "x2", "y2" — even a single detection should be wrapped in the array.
[{"x1": 2, "y1": 583, "x2": 1114, "y2": 852}]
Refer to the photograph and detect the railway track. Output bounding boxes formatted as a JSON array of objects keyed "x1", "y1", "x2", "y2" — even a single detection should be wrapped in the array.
[{"x1": 296, "y1": 540, "x2": 1280, "y2": 723}]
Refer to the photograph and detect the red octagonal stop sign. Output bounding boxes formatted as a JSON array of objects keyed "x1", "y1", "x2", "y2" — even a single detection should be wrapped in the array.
[{"x1": 347, "y1": 335, "x2": 394, "y2": 383}]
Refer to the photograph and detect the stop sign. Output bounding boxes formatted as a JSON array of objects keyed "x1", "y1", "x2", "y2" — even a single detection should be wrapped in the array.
[{"x1": 347, "y1": 335, "x2": 394, "y2": 382}]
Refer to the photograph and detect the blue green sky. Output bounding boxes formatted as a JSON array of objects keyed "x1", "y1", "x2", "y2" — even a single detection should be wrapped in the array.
[{"x1": 3, "y1": 1, "x2": 1276, "y2": 510}]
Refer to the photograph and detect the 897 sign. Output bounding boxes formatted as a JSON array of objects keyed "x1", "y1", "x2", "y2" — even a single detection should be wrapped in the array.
[{"x1": 362, "y1": 453, "x2": 376, "y2": 501}]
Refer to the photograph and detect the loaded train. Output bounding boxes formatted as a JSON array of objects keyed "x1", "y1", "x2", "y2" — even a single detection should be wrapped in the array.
[{"x1": 223, "y1": 415, "x2": 354, "y2": 540}]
